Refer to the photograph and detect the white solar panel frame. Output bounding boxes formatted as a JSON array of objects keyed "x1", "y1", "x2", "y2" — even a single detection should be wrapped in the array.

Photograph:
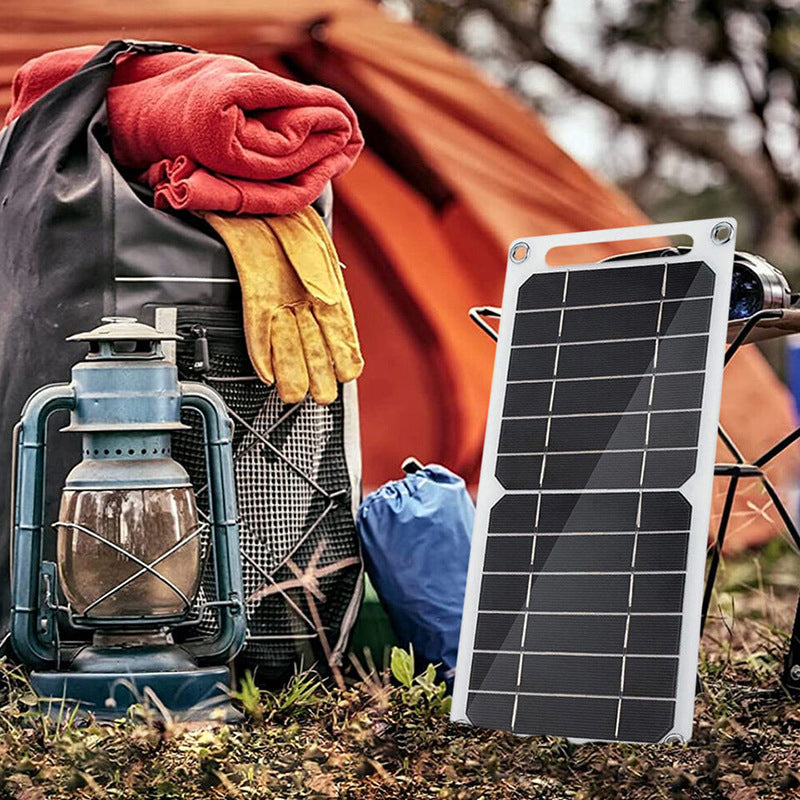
[{"x1": 452, "y1": 218, "x2": 736, "y2": 743}]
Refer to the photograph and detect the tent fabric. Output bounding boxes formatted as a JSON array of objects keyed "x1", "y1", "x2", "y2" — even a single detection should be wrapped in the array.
[{"x1": 2, "y1": 0, "x2": 798, "y2": 552}]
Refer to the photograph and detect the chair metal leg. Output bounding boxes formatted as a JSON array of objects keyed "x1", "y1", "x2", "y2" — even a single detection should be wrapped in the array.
[
  {"x1": 753, "y1": 426, "x2": 800, "y2": 469},
  {"x1": 760, "y1": 476, "x2": 800, "y2": 553},
  {"x1": 718, "y1": 424, "x2": 746, "y2": 463},
  {"x1": 784, "y1": 596, "x2": 800, "y2": 692},
  {"x1": 716, "y1": 413, "x2": 800, "y2": 693},
  {"x1": 701, "y1": 472, "x2": 739, "y2": 632}
]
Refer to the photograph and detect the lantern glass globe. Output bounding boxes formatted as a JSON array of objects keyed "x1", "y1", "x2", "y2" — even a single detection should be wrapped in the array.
[{"x1": 57, "y1": 487, "x2": 202, "y2": 618}]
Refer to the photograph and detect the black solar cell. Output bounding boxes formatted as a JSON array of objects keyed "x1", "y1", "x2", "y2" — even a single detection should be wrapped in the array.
[
  {"x1": 531, "y1": 533, "x2": 635, "y2": 572},
  {"x1": 523, "y1": 613, "x2": 627, "y2": 653}
]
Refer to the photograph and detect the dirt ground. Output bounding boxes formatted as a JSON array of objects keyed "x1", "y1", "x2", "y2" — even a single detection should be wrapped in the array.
[{"x1": 2, "y1": 541, "x2": 800, "y2": 799}]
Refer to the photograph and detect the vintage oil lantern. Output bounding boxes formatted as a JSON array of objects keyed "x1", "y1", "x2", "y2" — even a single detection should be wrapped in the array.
[{"x1": 10, "y1": 317, "x2": 246, "y2": 720}]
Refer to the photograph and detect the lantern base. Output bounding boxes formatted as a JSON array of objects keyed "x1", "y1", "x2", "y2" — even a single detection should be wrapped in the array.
[{"x1": 29, "y1": 665, "x2": 241, "y2": 723}]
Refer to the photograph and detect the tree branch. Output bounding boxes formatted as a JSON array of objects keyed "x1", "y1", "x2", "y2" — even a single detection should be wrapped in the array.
[
  {"x1": 714, "y1": 5, "x2": 799, "y2": 207},
  {"x1": 471, "y1": 0, "x2": 785, "y2": 217}
]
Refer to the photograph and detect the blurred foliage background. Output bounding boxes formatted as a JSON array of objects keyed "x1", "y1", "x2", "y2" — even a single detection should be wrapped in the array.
[
  {"x1": 387, "y1": 0, "x2": 800, "y2": 371},
  {"x1": 393, "y1": 0, "x2": 800, "y2": 272}
]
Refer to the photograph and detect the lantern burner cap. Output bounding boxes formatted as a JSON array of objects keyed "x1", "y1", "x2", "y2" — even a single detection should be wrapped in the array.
[{"x1": 67, "y1": 317, "x2": 182, "y2": 343}]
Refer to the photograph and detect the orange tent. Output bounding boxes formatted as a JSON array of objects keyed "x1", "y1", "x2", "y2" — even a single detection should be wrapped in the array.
[{"x1": 2, "y1": 0, "x2": 797, "y2": 550}]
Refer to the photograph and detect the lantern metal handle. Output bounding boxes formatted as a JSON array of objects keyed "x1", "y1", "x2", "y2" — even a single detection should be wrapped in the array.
[
  {"x1": 178, "y1": 382, "x2": 247, "y2": 665},
  {"x1": 10, "y1": 382, "x2": 76, "y2": 670}
]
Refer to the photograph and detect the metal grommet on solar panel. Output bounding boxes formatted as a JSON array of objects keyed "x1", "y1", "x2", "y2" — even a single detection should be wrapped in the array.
[
  {"x1": 664, "y1": 733, "x2": 686, "y2": 744},
  {"x1": 711, "y1": 221, "x2": 734, "y2": 245},
  {"x1": 510, "y1": 242, "x2": 529, "y2": 263}
]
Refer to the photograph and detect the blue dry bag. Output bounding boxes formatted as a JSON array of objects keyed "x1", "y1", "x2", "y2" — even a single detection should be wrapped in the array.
[{"x1": 356, "y1": 463, "x2": 474, "y2": 685}]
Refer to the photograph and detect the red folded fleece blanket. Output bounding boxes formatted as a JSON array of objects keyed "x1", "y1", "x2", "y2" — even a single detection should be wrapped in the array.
[{"x1": 5, "y1": 46, "x2": 363, "y2": 214}]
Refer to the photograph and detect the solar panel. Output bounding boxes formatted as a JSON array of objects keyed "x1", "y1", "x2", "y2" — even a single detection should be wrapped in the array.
[{"x1": 451, "y1": 219, "x2": 735, "y2": 744}]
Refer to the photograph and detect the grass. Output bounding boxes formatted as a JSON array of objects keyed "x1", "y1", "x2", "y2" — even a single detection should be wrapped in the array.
[{"x1": 3, "y1": 542, "x2": 800, "y2": 798}]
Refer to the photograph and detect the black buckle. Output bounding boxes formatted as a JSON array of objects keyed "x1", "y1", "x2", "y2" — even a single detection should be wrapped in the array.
[{"x1": 124, "y1": 40, "x2": 198, "y2": 56}]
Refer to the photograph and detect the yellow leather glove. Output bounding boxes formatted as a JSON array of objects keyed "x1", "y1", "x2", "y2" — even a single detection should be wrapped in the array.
[{"x1": 201, "y1": 207, "x2": 364, "y2": 405}]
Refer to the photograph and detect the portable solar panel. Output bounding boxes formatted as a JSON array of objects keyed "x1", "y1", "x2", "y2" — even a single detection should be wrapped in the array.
[{"x1": 451, "y1": 219, "x2": 735, "y2": 744}]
